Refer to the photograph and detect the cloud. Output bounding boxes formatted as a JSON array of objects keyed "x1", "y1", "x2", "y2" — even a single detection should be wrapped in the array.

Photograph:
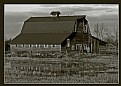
[
  {"x1": 4, "y1": 4, "x2": 41, "y2": 12},
  {"x1": 4, "y1": 4, "x2": 119, "y2": 39},
  {"x1": 5, "y1": 4, "x2": 118, "y2": 14},
  {"x1": 4, "y1": 4, "x2": 119, "y2": 17}
]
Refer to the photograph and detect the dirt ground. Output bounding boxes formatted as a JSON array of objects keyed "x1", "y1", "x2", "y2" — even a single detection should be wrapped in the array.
[{"x1": 4, "y1": 54, "x2": 119, "y2": 84}]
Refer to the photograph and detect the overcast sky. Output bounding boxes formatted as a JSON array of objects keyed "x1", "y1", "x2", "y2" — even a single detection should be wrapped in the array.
[{"x1": 4, "y1": 4, "x2": 119, "y2": 40}]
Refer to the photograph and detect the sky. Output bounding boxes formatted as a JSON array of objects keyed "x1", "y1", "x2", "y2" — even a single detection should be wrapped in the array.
[{"x1": 4, "y1": 4, "x2": 119, "y2": 40}]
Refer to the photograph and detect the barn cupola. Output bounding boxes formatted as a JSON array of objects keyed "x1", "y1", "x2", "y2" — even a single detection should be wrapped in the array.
[{"x1": 50, "y1": 11, "x2": 61, "y2": 17}]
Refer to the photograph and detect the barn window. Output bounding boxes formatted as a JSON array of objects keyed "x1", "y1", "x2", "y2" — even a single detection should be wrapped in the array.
[
  {"x1": 31, "y1": 44, "x2": 33, "y2": 47},
  {"x1": 76, "y1": 44, "x2": 82, "y2": 50},
  {"x1": 22, "y1": 44, "x2": 24, "y2": 47},
  {"x1": 40, "y1": 44, "x2": 44, "y2": 48},
  {"x1": 83, "y1": 24, "x2": 88, "y2": 33},
  {"x1": 71, "y1": 45, "x2": 75, "y2": 50},
  {"x1": 12, "y1": 44, "x2": 16, "y2": 47},
  {"x1": 87, "y1": 47, "x2": 90, "y2": 53},
  {"x1": 74, "y1": 22, "x2": 77, "y2": 32},
  {"x1": 90, "y1": 43, "x2": 92, "y2": 52},
  {"x1": 17, "y1": 44, "x2": 23, "y2": 48},
  {"x1": 32, "y1": 44, "x2": 36, "y2": 48},
  {"x1": 38, "y1": 44, "x2": 41, "y2": 47},
  {"x1": 44, "y1": 44, "x2": 48, "y2": 48},
  {"x1": 51, "y1": 45, "x2": 56, "y2": 48},
  {"x1": 80, "y1": 44, "x2": 83, "y2": 50},
  {"x1": 35, "y1": 44, "x2": 39, "y2": 47},
  {"x1": 28, "y1": 44, "x2": 30, "y2": 47},
  {"x1": 56, "y1": 45, "x2": 60, "y2": 48},
  {"x1": 74, "y1": 27, "x2": 76, "y2": 32},
  {"x1": 48, "y1": 45, "x2": 51, "y2": 48},
  {"x1": 76, "y1": 44, "x2": 83, "y2": 51},
  {"x1": 84, "y1": 44, "x2": 87, "y2": 50},
  {"x1": 67, "y1": 39, "x2": 70, "y2": 47},
  {"x1": 23, "y1": 44, "x2": 27, "y2": 48},
  {"x1": 84, "y1": 25, "x2": 87, "y2": 33}
]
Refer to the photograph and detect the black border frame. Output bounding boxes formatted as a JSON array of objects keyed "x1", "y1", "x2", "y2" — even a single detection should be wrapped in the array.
[{"x1": 0, "y1": 0, "x2": 120, "y2": 86}]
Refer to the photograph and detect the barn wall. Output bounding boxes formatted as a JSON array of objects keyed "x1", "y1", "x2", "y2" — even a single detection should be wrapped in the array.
[
  {"x1": 10, "y1": 44, "x2": 61, "y2": 52},
  {"x1": 60, "y1": 18, "x2": 106, "y2": 54},
  {"x1": 91, "y1": 37, "x2": 104, "y2": 54},
  {"x1": 61, "y1": 18, "x2": 91, "y2": 53}
]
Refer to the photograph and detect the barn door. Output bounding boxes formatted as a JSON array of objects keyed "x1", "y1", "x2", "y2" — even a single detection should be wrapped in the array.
[{"x1": 76, "y1": 44, "x2": 82, "y2": 51}]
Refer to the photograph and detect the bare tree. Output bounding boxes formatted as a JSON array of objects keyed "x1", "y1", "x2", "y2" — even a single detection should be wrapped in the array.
[
  {"x1": 99, "y1": 23, "x2": 105, "y2": 40},
  {"x1": 104, "y1": 26, "x2": 111, "y2": 38},
  {"x1": 104, "y1": 26, "x2": 119, "y2": 46},
  {"x1": 94, "y1": 23, "x2": 118, "y2": 46},
  {"x1": 94, "y1": 23, "x2": 99, "y2": 38},
  {"x1": 93, "y1": 23, "x2": 106, "y2": 40}
]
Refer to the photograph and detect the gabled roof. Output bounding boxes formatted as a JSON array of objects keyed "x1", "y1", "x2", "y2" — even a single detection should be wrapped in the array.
[
  {"x1": 21, "y1": 15, "x2": 86, "y2": 33},
  {"x1": 10, "y1": 15, "x2": 86, "y2": 44},
  {"x1": 10, "y1": 33, "x2": 72, "y2": 44},
  {"x1": 21, "y1": 21, "x2": 75, "y2": 33}
]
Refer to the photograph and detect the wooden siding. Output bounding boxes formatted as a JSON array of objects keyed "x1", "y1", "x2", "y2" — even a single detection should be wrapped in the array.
[
  {"x1": 61, "y1": 18, "x2": 92, "y2": 52},
  {"x1": 99, "y1": 46, "x2": 107, "y2": 54},
  {"x1": 61, "y1": 18, "x2": 107, "y2": 54}
]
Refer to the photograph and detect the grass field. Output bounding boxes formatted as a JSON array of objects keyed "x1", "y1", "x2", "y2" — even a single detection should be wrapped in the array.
[{"x1": 4, "y1": 53, "x2": 119, "y2": 84}]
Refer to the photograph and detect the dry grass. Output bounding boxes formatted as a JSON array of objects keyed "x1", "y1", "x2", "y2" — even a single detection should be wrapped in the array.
[{"x1": 4, "y1": 53, "x2": 118, "y2": 84}]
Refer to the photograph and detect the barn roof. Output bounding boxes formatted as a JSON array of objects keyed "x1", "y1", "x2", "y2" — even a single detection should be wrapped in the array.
[
  {"x1": 21, "y1": 21, "x2": 75, "y2": 33},
  {"x1": 91, "y1": 36, "x2": 107, "y2": 44},
  {"x1": 10, "y1": 15, "x2": 86, "y2": 44},
  {"x1": 25, "y1": 15, "x2": 86, "y2": 22},
  {"x1": 10, "y1": 33, "x2": 72, "y2": 44},
  {"x1": 21, "y1": 16, "x2": 86, "y2": 33}
]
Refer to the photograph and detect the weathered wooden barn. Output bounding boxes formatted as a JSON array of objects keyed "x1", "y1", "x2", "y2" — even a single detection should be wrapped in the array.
[{"x1": 10, "y1": 11, "x2": 106, "y2": 54}]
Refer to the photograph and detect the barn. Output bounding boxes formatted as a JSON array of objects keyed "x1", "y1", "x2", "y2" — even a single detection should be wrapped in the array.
[{"x1": 10, "y1": 11, "x2": 106, "y2": 55}]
